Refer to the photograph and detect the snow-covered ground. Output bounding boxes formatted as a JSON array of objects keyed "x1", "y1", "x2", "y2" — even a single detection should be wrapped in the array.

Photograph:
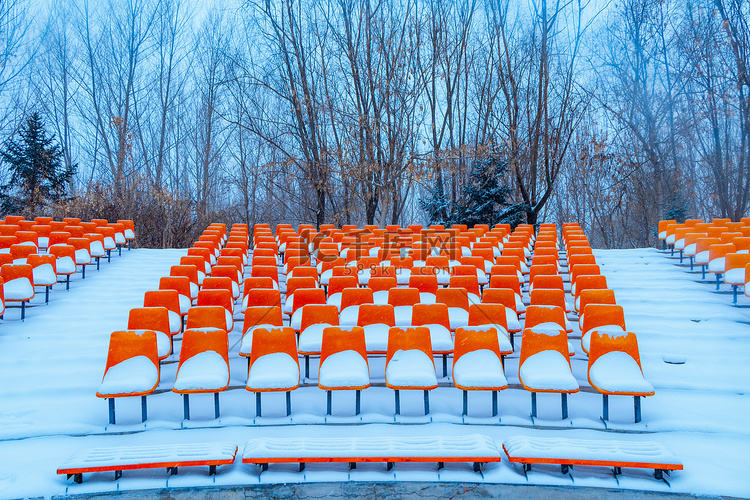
[{"x1": 0, "y1": 247, "x2": 748, "y2": 498}]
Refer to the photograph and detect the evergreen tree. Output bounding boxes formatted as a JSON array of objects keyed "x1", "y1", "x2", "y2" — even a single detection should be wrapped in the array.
[
  {"x1": 0, "y1": 113, "x2": 75, "y2": 215},
  {"x1": 419, "y1": 174, "x2": 452, "y2": 227}
]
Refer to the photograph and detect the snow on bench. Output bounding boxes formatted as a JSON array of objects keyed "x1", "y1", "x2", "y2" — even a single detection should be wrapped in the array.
[
  {"x1": 242, "y1": 435, "x2": 501, "y2": 472},
  {"x1": 502, "y1": 436, "x2": 682, "y2": 479},
  {"x1": 58, "y1": 442, "x2": 238, "y2": 483}
]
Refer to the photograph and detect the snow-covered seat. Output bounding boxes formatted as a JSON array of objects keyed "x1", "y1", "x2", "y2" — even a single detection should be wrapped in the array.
[
  {"x1": 528, "y1": 273, "x2": 564, "y2": 295},
  {"x1": 657, "y1": 219, "x2": 677, "y2": 248},
  {"x1": 173, "y1": 328, "x2": 230, "y2": 420},
  {"x1": 487, "y1": 274, "x2": 525, "y2": 313},
  {"x1": 573, "y1": 274, "x2": 608, "y2": 312},
  {"x1": 170, "y1": 265, "x2": 200, "y2": 301},
  {"x1": 339, "y1": 287, "x2": 374, "y2": 326},
  {"x1": 580, "y1": 304, "x2": 626, "y2": 354},
  {"x1": 723, "y1": 253, "x2": 750, "y2": 303},
  {"x1": 211, "y1": 265, "x2": 241, "y2": 300},
  {"x1": 435, "y1": 288, "x2": 469, "y2": 330},
  {"x1": 96, "y1": 330, "x2": 160, "y2": 424},
  {"x1": 143, "y1": 290, "x2": 182, "y2": 336},
  {"x1": 239, "y1": 306, "x2": 283, "y2": 360},
  {"x1": 68, "y1": 237, "x2": 92, "y2": 278},
  {"x1": 525, "y1": 305, "x2": 575, "y2": 356},
  {"x1": 159, "y1": 276, "x2": 193, "y2": 319},
  {"x1": 326, "y1": 275, "x2": 358, "y2": 311},
  {"x1": 196, "y1": 289, "x2": 235, "y2": 332},
  {"x1": 127, "y1": 307, "x2": 174, "y2": 360},
  {"x1": 368, "y1": 276, "x2": 397, "y2": 305},
  {"x1": 388, "y1": 287, "x2": 420, "y2": 326},
  {"x1": 409, "y1": 274, "x2": 438, "y2": 304},
  {"x1": 491, "y1": 258, "x2": 524, "y2": 284},
  {"x1": 707, "y1": 243, "x2": 736, "y2": 289},
  {"x1": 242, "y1": 434, "x2": 501, "y2": 473},
  {"x1": 289, "y1": 288, "x2": 326, "y2": 331},
  {"x1": 464, "y1": 304, "x2": 513, "y2": 354},
  {"x1": 569, "y1": 263, "x2": 600, "y2": 297},
  {"x1": 448, "y1": 275, "x2": 481, "y2": 305},
  {"x1": 318, "y1": 326, "x2": 370, "y2": 415},
  {"x1": 502, "y1": 435, "x2": 682, "y2": 479},
  {"x1": 188, "y1": 247, "x2": 213, "y2": 275},
  {"x1": 588, "y1": 329, "x2": 654, "y2": 423},
  {"x1": 453, "y1": 327, "x2": 508, "y2": 417},
  {"x1": 0, "y1": 263, "x2": 34, "y2": 320},
  {"x1": 518, "y1": 325, "x2": 579, "y2": 420},
  {"x1": 357, "y1": 303, "x2": 396, "y2": 354},
  {"x1": 283, "y1": 276, "x2": 318, "y2": 315},
  {"x1": 529, "y1": 290, "x2": 573, "y2": 332},
  {"x1": 246, "y1": 327, "x2": 300, "y2": 417},
  {"x1": 577, "y1": 289, "x2": 616, "y2": 328},
  {"x1": 27, "y1": 254, "x2": 56, "y2": 303},
  {"x1": 385, "y1": 326, "x2": 439, "y2": 415},
  {"x1": 480, "y1": 289, "x2": 522, "y2": 345},
  {"x1": 410, "y1": 303, "x2": 454, "y2": 377},
  {"x1": 297, "y1": 304, "x2": 340, "y2": 378},
  {"x1": 185, "y1": 306, "x2": 227, "y2": 338},
  {"x1": 250, "y1": 265, "x2": 279, "y2": 291}
]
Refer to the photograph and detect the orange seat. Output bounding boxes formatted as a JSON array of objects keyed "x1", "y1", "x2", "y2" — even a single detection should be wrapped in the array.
[
  {"x1": 385, "y1": 326, "x2": 438, "y2": 415},
  {"x1": 197, "y1": 289, "x2": 235, "y2": 332},
  {"x1": 357, "y1": 303, "x2": 396, "y2": 354},
  {"x1": 172, "y1": 328, "x2": 230, "y2": 420},
  {"x1": 1, "y1": 263, "x2": 34, "y2": 319},
  {"x1": 251, "y1": 266, "x2": 279, "y2": 290},
  {"x1": 518, "y1": 324, "x2": 579, "y2": 419},
  {"x1": 588, "y1": 330, "x2": 653, "y2": 422},
  {"x1": 436, "y1": 287, "x2": 470, "y2": 330},
  {"x1": 529, "y1": 274, "x2": 564, "y2": 293},
  {"x1": 96, "y1": 330, "x2": 160, "y2": 424},
  {"x1": 181, "y1": 256, "x2": 208, "y2": 285},
  {"x1": 319, "y1": 326, "x2": 370, "y2": 415},
  {"x1": 580, "y1": 304, "x2": 626, "y2": 354},
  {"x1": 186, "y1": 306, "x2": 227, "y2": 335},
  {"x1": 339, "y1": 287, "x2": 374, "y2": 326},
  {"x1": 246, "y1": 327, "x2": 299, "y2": 417},
  {"x1": 68, "y1": 237, "x2": 92, "y2": 277},
  {"x1": 481, "y1": 288, "x2": 522, "y2": 334},
  {"x1": 159, "y1": 276, "x2": 192, "y2": 316},
  {"x1": 170, "y1": 265, "x2": 200, "y2": 300},
  {"x1": 577, "y1": 289, "x2": 616, "y2": 328},
  {"x1": 465, "y1": 303, "x2": 513, "y2": 354},
  {"x1": 239, "y1": 306, "x2": 284, "y2": 359},
  {"x1": 453, "y1": 328, "x2": 508, "y2": 416},
  {"x1": 707, "y1": 243, "x2": 736, "y2": 290},
  {"x1": 27, "y1": 254, "x2": 56, "y2": 302},
  {"x1": 143, "y1": 290, "x2": 182, "y2": 334},
  {"x1": 127, "y1": 307, "x2": 173, "y2": 360}
]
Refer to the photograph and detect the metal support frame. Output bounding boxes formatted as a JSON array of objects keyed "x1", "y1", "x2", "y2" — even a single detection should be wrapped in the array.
[
  {"x1": 45, "y1": 285, "x2": 50, "y2": 303},
  {"x1": 66, "y1": 274, "x2": 70, "y2": 290},
  {"x1": 679, "y1": 250, "x2": 683, "y2": 264},
  {"x1": 107, "y1": 249, "x2": 112, "y2": 263},
  {"x1": 299, "y1": 463, "x2": 305, "y2": 472},
  {"x1": 531, "y1": 392, "x2": 537, "y2": 418},
  {"x1": 114, "y1": 470, "x2": 122, "y2": 480},
  {"x1": 424, "y1": 390, "x2": 430, "y2": 415},
  {"x1": 96, "y1": 257, "x2": 100, "y2": 271},
  {"x1": 183, "y1": 394, "x2": 190, "y2": 420},
  {"x1": 473, "y1": 462, "x2": 481, "y2": 473},
  {"x1": 603, "y1": 394, "x2": 609, "y2": 421},
  {"x1": 654, "y1": 469, "x2": 664, "y2": 480},
  {"x1": 355, "y1": 390, "x2": 361, "y2": 415},
  {"x1": 21, "y1": 300, "x2": 25, "y2": 321},
  {"x1": 305, "y1": 356, "x2": 310, "y2": 379},
  {"x1": 690, "y1": 256, "x2": 694, "y2": 271},
  {"x1": 634, "y1": 395, "x2": 642, "y2": 423},
  {"x1": 82, "y1": 265, "x2": 86, "y2": 279},
  {"x1": 214, "y1": 392, "x2": 220, "y2": 419},
  {"x1": 286, "y1": 391, "x2": 292, "y2": 416},
  {"x1": 255, "y1": 392, "x2": 262, "y2": 417},
  {"x1": 442, "y1": 355, "x2": 448, "y2": 377},
  {"x1": 716, "y1": 273, "x2": 722, "y2": 291},
  {"x1": 437, "y1": 462, "x2": 444, "y2": 470},
  {"x1": 326, "y1": 391, "x2": 332, "y2": 415},
  {"x1": 209, "y1": 465, "x2": 217, "y2": 475},
  {"x1": 462, "y1": 390, "x2": 468, "y2": 417},
  {"x1": 349, "y1": 462, "x2": 356, "y2": 470},
  {"x1": 168, "y1": 466, "x2": 178, "y2": 475},
  {"x1": 492, "y1": 391, "x2": 498, "y2": 417},
  {"x1": 561, "y1": 464, "x2": 569, "y2": 474},
  {"x1": 394, "y1": 390, "x2": 400, "y2": 415},
  {"x1": 561, "y1": 393, "x2": 568, "y2": 420},
  {"x1": 141, "y1": 396, "x2": 147, "y2": 422},
  {"x1": 509, "y1": 333, "x2": 514, "y2": 350},
  {"x1": 108, "y1": 398, "x2": 116, "y2": 424},
  {"x1": 733, "y1": 285, "x2": 739, "y2": 304},
  {"x1": 387, "y1": 462, "x2": 394, "y2": 471}
]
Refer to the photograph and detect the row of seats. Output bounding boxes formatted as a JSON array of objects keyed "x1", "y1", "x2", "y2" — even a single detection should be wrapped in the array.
[
  {"x1": 658, "y1": 218, "x2": 750, "y2": 303},
  {"x1": 97, "y1": 222, "x2": 248, "y2": 424},
  {"x1": 0, "y1": 216, "x2": 136, "y2": 320}
]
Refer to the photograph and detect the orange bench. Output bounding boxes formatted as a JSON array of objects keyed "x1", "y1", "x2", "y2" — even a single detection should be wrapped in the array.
[
  {"x1": 58, "y1": 442, "x2": 237, "y2": 483},
  {"x1": 502, "y1": 435, "x2": 682, "y2": 481},
  {"x1": 242, "y1": 435, "x2": 502, "y2": 473}
]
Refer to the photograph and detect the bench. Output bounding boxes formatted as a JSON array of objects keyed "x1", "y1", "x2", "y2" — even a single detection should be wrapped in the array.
[
  {"x1": 58, "y1": 442, "x2": 238, "y2": 483},
  {"x1": 242, "y1": 435, "x2": 502, "y2": 472},
  {"x1": 502, "y1": 436, "x2": 682, "y2": 480}
]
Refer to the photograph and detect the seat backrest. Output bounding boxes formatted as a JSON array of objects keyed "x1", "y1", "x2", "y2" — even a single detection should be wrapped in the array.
[
  {"x1": 436, "y1": 287, "x2": 469, "y2": 310},
  {"x1": 288, "y1": 266, "x2": 318, "y2": 281},
  {"x1": 244, "y1": 288, "x2": 281, "y2": 308},
  {"x1": 524, "y1": 305, "x2": 567, "y2": 330},
  {"x1": 292, "y1": 288, "x2": 326, "y2": 314},
  {"x1": 187, "y1": 247, "x2": 212, "y2": 266},
  {"x1": 197, "y1": 288, "x2": 234, "y2": 312},
  {"x1": 101, "y1": 330, "x2": 159, "y2": 380},
  {"x1": 251, "y1": 265, "x2": 279, "y2": 284},
  {"x1": 178, "y1": 328, "x2": 229, "y2": 371},
  {"x1": 570, "y1": 264, "x2": 600, "y2": 287},
  {"x1": 328, "y1": 275, "x2": 358, "y2": 296},
  {"x1": 451, "y1": 264, "x2": 477, "y2": 277},
  {"x1": 242, "y1": 277, "x2": 274, "y2": 290},
  {"x1": 368, "y1": 276, "x2": 397, "y2": 293},
  {"x1": 68, "y1": 237, "x2": 90, "y2": 253},
  {"x1": 481, "y1": 288, "x2": 516, "y2": 311},
  {"x1": 300, "y1": 304, "x2": 339, "y2": 330},
  {"x1": 27, "y1": 254, "x2": 56, "y2": 271},
  {"x1": 48, "y1": 243, "x2": 75, "y2": 260},
  {"x1": 143, "y1": 290, "x2": 180, "y2": 315},
  {"x1": 453, "y1": 328, "x2": 502, "y2": 366},
  {"x1": 1, "y1": 263, "x2": 33, "y2": 285},
  {"x1": 578, "y1": 289, "x2": 616, "y2": 312},
  {"x1": 408, "y1": 275, "x2": 438, "y2": 294},
  {"x1": 494, "y1": 256, "x2": 522, "y2": 270},
  {"x1": 581, "y1": 304, "x2": 626, "y2": 334},
  {"x1": 467, "y1": 303, "x2": 508, "y2": 329},
  {"x1": 388, "y1": 287, "x2": 420, "y2": 307},
  {"x1": 320, "y1": 326, "x2": 368, "y2": 366},
  {"x1": 708, "y1": 243, "x2": 736, "y2": 261},
  {"x1": 574, "y1": 274, "x2": 608, "y2": 299},
  {"x1": 411, "y1": 303, "x2": 451, "y2": 329},
  {"x1": 695, "y1": 237, "x2": 722, "y2": 254},
  {"x1": 386, "y1": 326, "x2": 434, "y2": 367},
  {"x1": 248, "y1": 327, "x2": 299, "y2": 375},
  {"x1": 159, "y1": 276, "x2": 191, "y2": 298},
  {"x1": 725, "y1": 253, "x2": 750, "y2": 272},
  {"x1": 10, "y1": 244, "x2": 36, "y2": 260},
  {"x1": 530, "y1": 274, "x2": 564, "y2": 291},
  {"x1": 357, "y1": 304, "x2": 396, "y2": 326},
  {"x1": 567, "y1": 253, "x2": 597, "y2": 271},
  {"x1": 286, "y1": 277, "x2": 317, "y2": 296},
  {"x1": 170, "y1": 264, "x2": 199, "y2": 285},
  {"x1": 519, "y1": 326, "x2": 570, "y2": 370},
  {"x1": 340, "y1": 287, "x2": 374, "y2": 309},
  {"x1": 588, "y1": 329, "x2": 643, "y2": 373},
  {"x1": 243, "y1": 305, "x2": 283, "y2": 334},
  {"x1": 449, "y1": 275, "x2": 480, "y2": 296},
  {"x1": 530, "y1": 288, "x2": 567, "y2": 310},
  {"x1": 371, "y1": 266, "x2": 396, "y2": 279},
  {"x1": 489, "y1": 274, "x2": 521, "y2": 294},
  {"x1": 127, "y1": 307, "x2": 171, "y2": 335},
  {"x1": 186, "y1": 306, "x2": 227, "y2": 330}
]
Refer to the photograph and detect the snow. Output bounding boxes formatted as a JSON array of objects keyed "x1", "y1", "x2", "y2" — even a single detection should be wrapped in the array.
[
  {"x1": 502, "y1": 436, "x2": 681, "y2": 466},
  {"x1": 446, "y1": 307, "x2": 469, "y2": 330},
  {"x1": 0, "y1": 246, "x2": 749, "y2": 498},
  {"x1": 588, "y1": 352, "x2": 654, "y2": 394},
  {"x1": 461, "y1": 325, "x2": 513, "y2": 353},
  {"x1": 418, "y1": 323, "x2": 454, "y2": 352},
  {"x1": 246, "y1": 353, "x2": 300, "y2": 390},
  {"x1": 581, "y1": 324, "x2": 626, "y2": 353},
  {"x1": 173, "y1": 351, "x2": 229, "y2": 392},
  {"x1": 239, "y1": 325, "x2": 284, "y2": 355},
  {"x1": 453, "y1": 350, "x2": 508, "y2": 389},
  {"x1": 59, "y1": 442, "x2": 237, "y2": 470},
  {"x1": 362, "y1": 323, "x2": 391, "y2": 353},
  {"x1": 385, "y1": 349, "x2": 437, "y2": 388},
  {"x1": 297, "y1": 324, "x2": 335, "y2": 353},
  {"x1": 3, "y1": 277, "x2": 34, "y2": 300},
  {"x1": 31, "y1": 263, "x2": 56, "y2": 285},
  {"x1": 74, "y1": 248, "x2": 90, "y2": 265},
  {"x1": 97, "y1": 356, "x2": 159, "y2": 396},
  {"x1": 318, "y1": 350, "x2": 370, "y2": 388},
  {"x1": 708, "y1": 257, "x2": 726, "y2": 273},
  {"x1": 724, "y1": 267, "x2": 745, "y2": 285},
  {"x1": 178, "y1": 294, "x2": 191, "y2": 315},
  {"x1": 168, "y1": 310, "x2": 181, "y2": 334},
  {"x1": 519, "y1": 351, "x2": 579, "y2": 391}
]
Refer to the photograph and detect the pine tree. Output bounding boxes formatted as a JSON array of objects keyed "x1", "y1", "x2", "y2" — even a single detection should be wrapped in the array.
[{"x1": 0, "y1": 113, "x2": 75, "y2": 215}]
